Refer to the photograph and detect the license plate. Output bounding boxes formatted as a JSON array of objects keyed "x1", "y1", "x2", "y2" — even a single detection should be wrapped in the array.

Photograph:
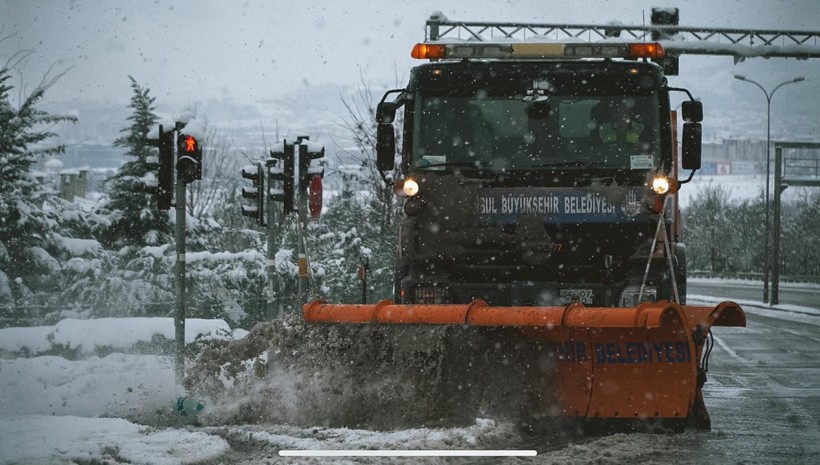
[{"x1": 560, "y1": 289, "x2": 594, "y2": 305}]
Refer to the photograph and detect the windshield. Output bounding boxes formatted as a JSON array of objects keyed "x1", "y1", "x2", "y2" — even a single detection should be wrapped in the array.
[{"x1": 411, "y1": 94, "x2": 661, "y2": 172}]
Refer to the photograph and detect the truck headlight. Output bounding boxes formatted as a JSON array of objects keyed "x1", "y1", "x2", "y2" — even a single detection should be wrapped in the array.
[
  {"x1": 403, "y1": 178, "x2": 419, "y2": 196},
  {"x1": 650, "y1": 175, "x2": 678, "y2": 195},
  {"x1": 394, "y1": 177, "x2": 420, "y2": 197}
]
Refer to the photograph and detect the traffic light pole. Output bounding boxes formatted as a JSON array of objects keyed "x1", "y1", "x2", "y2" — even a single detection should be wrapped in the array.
[
  {"x1": 174, "y1": 179, "x2": 187, "y2": 385},
  {"x1": 266, "y1": 190, "x2": 278, "y2": 320},
  {"x1": 294, "y1": 136, "x2": 316, "y2": 302},
  {"x1": 150, "y1": 122, "x2": 201, "y2": 386},
  {"x1": 297, "y1": 183, "x2": 310, "y2": 303},
  {"x1": 246, "y1": 138, "x2": 322, "y2": 315}
]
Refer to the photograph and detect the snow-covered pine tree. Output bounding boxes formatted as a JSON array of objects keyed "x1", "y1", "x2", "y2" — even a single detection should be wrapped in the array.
[
  {"x1": 0, "y1": 66, "x2": 77, "y2": 322},
  {"x1": 308, "y1": 167, "x2": 365, "y2": 304},
  {"x1": 102, "y1": 76, "x2": 170, "y2": 250},
  {"x1": 75, "y1": 77, "x2": 177, "y2": 318}
]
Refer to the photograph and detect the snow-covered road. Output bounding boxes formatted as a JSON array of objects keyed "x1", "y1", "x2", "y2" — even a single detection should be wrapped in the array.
[{"x1": 1, "y1": 296, "x2": 819, "y2": 464}]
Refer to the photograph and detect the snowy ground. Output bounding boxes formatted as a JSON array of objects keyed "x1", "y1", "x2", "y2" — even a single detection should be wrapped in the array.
[
  {"x1": 1, "y1": 287, "x2": 818, "y2": 465},
  {"x1": 0, "y1": 319, "x2": 239, "y2": 465}
]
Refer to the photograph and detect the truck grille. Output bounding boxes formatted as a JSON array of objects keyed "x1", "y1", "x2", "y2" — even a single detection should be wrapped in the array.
[
  {"x1": 414, "y1": 285, "x2": 450, "y2": 304},
  {"x1": 413, "y1": 223, "x2": 650, "y2": 284}
]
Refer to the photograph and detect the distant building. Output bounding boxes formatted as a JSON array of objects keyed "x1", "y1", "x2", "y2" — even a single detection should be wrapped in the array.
[
  {"x1": 690, "y1": 138, "x2": 767, "y2": 175},
  {"x1": 59, "y1": 169, "x2": 89, "y2": 201},
  {"x1": 32, "y1": 171, "x2": 49, "y2": 185}
]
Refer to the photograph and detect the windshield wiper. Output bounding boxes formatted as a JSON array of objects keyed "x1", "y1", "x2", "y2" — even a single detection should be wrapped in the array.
[
  {"x1": 526, "y1": 161, "x2": 611, "y2": 169},
  {"x1": 415, "y1": 160, "x2": 617, "y2": 172}
]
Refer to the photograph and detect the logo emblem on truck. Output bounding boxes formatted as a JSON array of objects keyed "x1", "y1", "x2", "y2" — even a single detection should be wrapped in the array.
[{"x1": 621, "y1": 189, "x2": 642, "y2": 217}]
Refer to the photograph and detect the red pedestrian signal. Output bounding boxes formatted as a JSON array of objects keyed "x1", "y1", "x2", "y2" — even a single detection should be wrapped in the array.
[
  {"x1": 183, "y1": 135, "x2": 196, "y2": 152},
  {"x1": 176, "y1": 133, "x2": 202, "y2": 183}
]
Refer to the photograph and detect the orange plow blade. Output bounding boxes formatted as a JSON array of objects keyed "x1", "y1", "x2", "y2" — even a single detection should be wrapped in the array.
[{"x1": 303, "y1": 299, "x2": 745, "y2": 428}]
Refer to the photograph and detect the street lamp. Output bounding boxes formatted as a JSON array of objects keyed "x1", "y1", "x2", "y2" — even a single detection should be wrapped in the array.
[{"x1": 733, "y1": 74, "x2": 805, "y2": 304}]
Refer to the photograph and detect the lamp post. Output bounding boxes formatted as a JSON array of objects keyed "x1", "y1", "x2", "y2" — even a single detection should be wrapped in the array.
[{"x1": 733, "y1": 75, "x2": 805, "y2": 304}]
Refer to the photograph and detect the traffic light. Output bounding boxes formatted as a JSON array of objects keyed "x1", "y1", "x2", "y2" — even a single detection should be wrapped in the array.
[
  {"x1": 241, "y1": 163, "x2": 265, "y2": 225},
  {"x1": 298, "y1": 141, "x2": 325, "y2": 190},
  {"x1": 269, "y1": 142, "x2": 295, "y2": 213},
  {"x1": 650, "y1": 7, "x2": 678, "y2": 40},
  {"x1": 177, "y1": 133, "x2": 202, "y2": 183},
  {"x1": 147, "y1": 125, "x2": 174, "y2": 210},
  {"x1": 650, "y1": 7, "x2": 679, "y2": 75}
]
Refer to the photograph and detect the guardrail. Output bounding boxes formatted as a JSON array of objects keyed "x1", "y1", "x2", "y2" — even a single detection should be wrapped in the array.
[{"x1": 689, "y1": 271, "x2": 820, "y2": 284}]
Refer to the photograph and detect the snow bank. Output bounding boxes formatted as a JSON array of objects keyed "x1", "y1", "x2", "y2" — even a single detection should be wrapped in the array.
[
  {"x1": 0, "y1": 415, "x2": 228, "y2": 465},
  {"x1": 0, "y1": 323, "x2": 234, "y2": 464},
  {"x1": 0, "y1": 354, "x2": 176, "y2": 417},
  {"x1": 53, "y1": 317, "x2": 232, "y2": 347},
  {"x1": 0, "y1": 326, "x2": 55, "y2": 355},
  {"x1": 0, "y1": 318, "x2": 236, "y2": 356}
]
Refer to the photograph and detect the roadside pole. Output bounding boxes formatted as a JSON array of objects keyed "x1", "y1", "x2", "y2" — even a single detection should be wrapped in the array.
[
  {"x1": 297, "y1": 190, "x2": 310, "y2": 303},
  {"x1": 174, "y1": 178, "x2": 186, "y2": 385},
  {"x1": 772, "y1": 146, "x2": 783, "y2": 306},
  {"x1": 150, "y1": 120, "x2": 201, "y2": 387},
  {"x1": 244, "y1": 138, "x2": 321, "y2": 315},
  {"x1": 296, "y1": 142, "x2": 310, "y2": 303},
  {"x1": 266, "y1": 167, "x2": 279, "y2": 320}
]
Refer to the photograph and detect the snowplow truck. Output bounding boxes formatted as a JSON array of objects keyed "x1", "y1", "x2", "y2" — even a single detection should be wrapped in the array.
[{"x1": 305, "y1": 22, "x2": 746, "y2": 432}]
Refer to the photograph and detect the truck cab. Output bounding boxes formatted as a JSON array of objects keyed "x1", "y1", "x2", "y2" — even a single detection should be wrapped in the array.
[{"x1": 377, "y1": 41, "x2": 701, "y2": 307}]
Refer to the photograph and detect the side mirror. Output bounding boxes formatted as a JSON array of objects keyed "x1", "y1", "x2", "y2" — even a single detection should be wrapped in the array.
[
  {"x1": 681, "y1": 100, "x2": 703, "y2": 123},
  {"x1": 681, "y1": 122, "x2": 702, "y2": 170},
  {"x1": 377, "y1": 101, "x2": 398, "y2": 124},
  {"x1": 376, "y1": 123, "x2": 396, "y2": 171}
]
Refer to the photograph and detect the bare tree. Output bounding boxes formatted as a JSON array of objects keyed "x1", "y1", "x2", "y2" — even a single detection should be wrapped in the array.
[
  {"x1": 335, "y1": 78, "x2": 402, "y2": 236},
  {"x1": 186, "y1": 118, "x2": 239, "y2": 219}
]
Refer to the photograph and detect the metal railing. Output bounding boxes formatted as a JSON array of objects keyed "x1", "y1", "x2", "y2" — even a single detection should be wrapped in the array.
[
  {"x1": 426, "y1": 18, "x2": 820, "y2": 59},
  {"x1": 690, "y1": 271, "x2": 820, "y2": 284}
]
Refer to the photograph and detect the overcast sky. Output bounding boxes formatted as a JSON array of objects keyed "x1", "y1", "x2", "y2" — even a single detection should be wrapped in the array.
[{"x1": 2, "y1": 0, "x2": 819, "y2": 142}]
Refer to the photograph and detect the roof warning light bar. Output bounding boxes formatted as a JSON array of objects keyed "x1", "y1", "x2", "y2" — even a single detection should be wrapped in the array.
[{"x1": 411, "y1": 41, "x2": 665, "y2": 61}]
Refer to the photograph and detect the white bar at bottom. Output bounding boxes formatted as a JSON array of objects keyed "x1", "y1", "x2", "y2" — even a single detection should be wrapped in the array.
[{"x1": 279, "y1": 450, "x2": 537, "y2": 457}]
